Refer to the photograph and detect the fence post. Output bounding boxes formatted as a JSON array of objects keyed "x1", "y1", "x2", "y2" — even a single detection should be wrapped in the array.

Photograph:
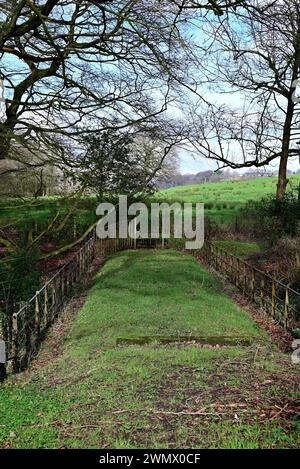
[
  {"x1": 225, "y1": 252, "x2": 229, "y2": 276},
  {"x1": 260, "y1": 276, "x2": 265, "y2": 308},
  {"x1": 77, "y1": 252, "x2": 81, "y2": 280},
  {"x1": 12, "y1": 313, "x2": 19, "y2": 373},
  {"x1": 235, "y1": 258, "x2": 239, "y2": 288},
  {"x1": 61, "y1": 271, "x2": 65, "y2": 303},
  {"x1": 0, "y1": 339, "x2": 6, "y2": 381},
  {"x1": 271, "y1": 280, "x2": 276, "y2": 318},
  {"x1": 229, "y1": 255, "x2": 233, "y2": 282},
  {"x1": 35, "y1": 293, "x2": 40, "y2": 336},
  {"x1": 250, "y1": 269, "x2": 255, "y2": 301},
  {"x1": 242, "y1": 265, "x2": 246, "y2": 294},
  {"x1": 216, "y1": 246, "x2": 219, "y2": 270},
  {"x1": 52, "y1": 284, "x2": 56, "y2": 318},
  {"x1": 44, "y1": 287, "x2": 49, "y2": 326},
  {"x1": 284, "y1": 288, "x2": 289, "y2": 330}
]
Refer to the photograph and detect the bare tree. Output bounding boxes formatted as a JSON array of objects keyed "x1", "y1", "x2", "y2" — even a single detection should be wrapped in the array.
[
  {"x1": 0, "y1": 1, "x2": 243, "y2": 171},
  {"x1": 188, "y1": 0, "x2": 300, "y2": 198},
  {"x1": 131, "y1": 131, "x2": 180, "y2": 187}
]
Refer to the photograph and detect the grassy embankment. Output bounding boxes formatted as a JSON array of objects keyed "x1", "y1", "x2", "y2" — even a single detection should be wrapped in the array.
[
  {"x1": 158, "y1": 174, "x2": 300, "y2": 226},
  {"x1": 2, "y1": 174, "x2": 300, "y2": 230}
]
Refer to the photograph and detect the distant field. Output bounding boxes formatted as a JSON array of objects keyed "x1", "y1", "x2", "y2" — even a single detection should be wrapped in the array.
[
  {"x1": 158, "y1": 175, "x2": 300, "y2": 226},
  {"x1": 1, "y1": 174, "x2": 300, "y2": 230}
]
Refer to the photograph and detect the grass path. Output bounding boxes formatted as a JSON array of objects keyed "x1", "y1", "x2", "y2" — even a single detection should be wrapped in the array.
[{"x1": 0, "y1": 250, "x2": 299, "y2": 448}]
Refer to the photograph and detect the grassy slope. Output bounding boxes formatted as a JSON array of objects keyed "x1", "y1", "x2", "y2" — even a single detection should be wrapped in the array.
[
  {"x1": 0, "y1": 197, "x2": 97, "y2": 232},
  {"x1": 1, "y1": 250, "x2": 299, "y2": 449},
  {"x1": 158, "y1": 175, "x2": 300, "y2": 225},
  {"x1": 213, "y1": 241, "x2": 262, "y2": 258},
  {"x1": 2, "y1": 174, "x2": 299, "y2": 229}
]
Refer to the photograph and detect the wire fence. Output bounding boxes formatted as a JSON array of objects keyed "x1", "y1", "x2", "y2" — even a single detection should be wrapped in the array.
[{"x1": 204, "y1": 242, "x2": 300, "y2": 331}]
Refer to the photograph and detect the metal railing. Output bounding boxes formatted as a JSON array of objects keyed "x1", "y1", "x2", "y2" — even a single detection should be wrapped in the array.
[
  {"x1": 0, "y1": 235, "x2": 169, "y2": 377},
  {"x1": 5, "y1": 234, "x2": 96, "y2": 374},
  {"x1": 204, "y1": 242, "x2": 300, "y2": 331}
]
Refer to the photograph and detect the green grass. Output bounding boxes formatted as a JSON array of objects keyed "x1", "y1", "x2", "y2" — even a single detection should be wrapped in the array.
[
  {"x1": 69, "y1": 250, "x2": 261, "y2": 354},
  {"x1": 0, "y1": 196, "x2": 97, "y2": 230},
  {"x1": 2, "y1": 174, "x2": 299, "y2": 230},
  {"x1": 157, "y1": 175, "x2": 300, "y2": 225},
  {"x1": 0, "y1": 250, "x2": 299, "y2": 449}
]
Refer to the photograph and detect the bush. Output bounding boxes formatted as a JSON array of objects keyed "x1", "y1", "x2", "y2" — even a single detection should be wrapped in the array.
[{"x1": 243, "y1": 193, "x2": 300, "y2": 242}]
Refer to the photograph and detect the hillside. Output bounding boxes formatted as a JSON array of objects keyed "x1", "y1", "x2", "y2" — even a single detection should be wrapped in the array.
[{"x1": 157, "y1": 175, "x2": 300, "y2": 226}]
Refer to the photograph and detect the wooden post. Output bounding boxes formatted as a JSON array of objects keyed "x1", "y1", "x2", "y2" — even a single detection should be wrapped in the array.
[
  {"x1": 0, "y1": 339, "x2": 6, "y2": 381},
  {"x1": 52, "y1": 284, "x2": 56, "y2": 318},
  {"x1": 12, "y1": 313, "x2": 19, "y2": 373},
  {"x1": 271, "y1": 280, "x2": 276, "y2": 318},
  {"x1": 250, "y1": 269, "x2": 255, "y2": 301},
  {"x1": 78, "y1": 251, "x2": 81, "y2": 279},
  {"x1": 284, "y1": 288, "x2": 289, "y2": 329},
  {"x1": 44, "y1": 287, "x2": 49, "y2": 326},
  {"x1": 260, "y1": 276, "x2": 265, "y2": 308},
  {"x1": 66, "y1": 269, "x2": 70, "y2": 296},
  {"x1": 92, "y1": 232, "x2": 95, "y2": 258},
  {"x1": 61, "y1": 272, "x2": 65, "y2": 303},
  {"x1": 242, "y1": 265, "x2": 246, "y2": 294},
  {"x1": 35, "y1": 293, "x2": 40, "y2": 336},
  {"x1": 235, "y1": 258, "x2": 239, "y2": 288},
  {"x1": 224, "y1": 252, "x2": 228, "y2": 276}
]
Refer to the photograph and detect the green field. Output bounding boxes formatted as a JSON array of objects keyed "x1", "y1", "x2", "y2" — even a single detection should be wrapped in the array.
[
  {"x1": 1, "y1": 250, "x2": 298, "y2": 449},
  {"x1": 158, "y1": 175, "x2": 300, "y2": 225},
  {"x1": 0, "y1": 196, "x2": 97, "y2": 230},
  {"x1": 2, "y1": 175, "x2": 299, "y2": 230}
]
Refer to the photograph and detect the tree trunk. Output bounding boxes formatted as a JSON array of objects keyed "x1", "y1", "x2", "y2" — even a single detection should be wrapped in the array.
[
  {"x1": 0, "y1": 124, "x2": 11, "y2": 160},
  {"x1": 276, "y1": 11, "x2": 300, "y2": 199},
  {"x1": 276, "y1": 98, "x2": 294, "y2": 199},
  {"x1": 276, "y1": 155, "x2": 289, "y2": 200}
]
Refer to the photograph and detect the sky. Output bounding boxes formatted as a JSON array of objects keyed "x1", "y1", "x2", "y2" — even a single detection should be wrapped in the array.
[{"x1": 179, "y1": 150, "x2": 300, "y2": 175}]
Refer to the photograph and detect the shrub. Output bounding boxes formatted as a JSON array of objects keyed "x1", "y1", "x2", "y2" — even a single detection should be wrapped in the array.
[{"x1": 243, "y1": 193, "x2": 300, "y2": 242}]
